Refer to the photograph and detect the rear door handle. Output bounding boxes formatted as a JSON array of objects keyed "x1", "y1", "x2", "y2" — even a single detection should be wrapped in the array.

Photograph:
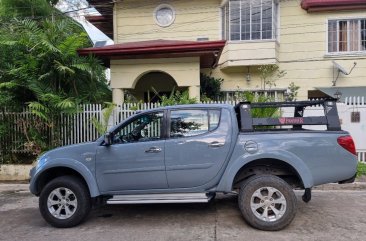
[
  {"x1": 145, "y1": 147, "x2": 162, "y2": 153},
  {"x1": 209, "y1": 141, "x2": 225, "y2": 148}
]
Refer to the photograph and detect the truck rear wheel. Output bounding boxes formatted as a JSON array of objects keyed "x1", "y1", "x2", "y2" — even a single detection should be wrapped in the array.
[
  {"x1": 39, "y1": 176, "x2": 91, "y2": 228},
  {"x1": 238, "y1": 175, "x2": 297, "y2": 231}
]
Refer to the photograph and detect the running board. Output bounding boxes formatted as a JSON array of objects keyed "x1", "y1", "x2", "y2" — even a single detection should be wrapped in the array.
[{"x1": 107, "y1": 193, "x2": 212, "y2": 204}]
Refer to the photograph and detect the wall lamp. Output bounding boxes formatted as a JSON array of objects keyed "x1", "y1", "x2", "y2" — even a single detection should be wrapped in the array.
[{"x1": 246, "y1": 66, "x2": 251, "y2": 82}]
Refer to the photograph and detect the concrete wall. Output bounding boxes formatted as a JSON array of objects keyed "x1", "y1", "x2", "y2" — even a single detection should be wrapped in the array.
[
  {"x1": 115, "y1": 0, "x2": 222, "y2": 43},
  {"x1": 111, "y1": 0, "x2": 366, "y2": 101},
  {"x1": 219, "y1": 41, "x2": 279, "y2": 68},
  {"x1": 110, "y1": 57, "x2": 200, "y2": 90},
  {"x1": 276, "y1": 0, "x2": 366, "y2": 99},
  {"x1": 0, "y1": 165, "x2": 32, "y2": 181}
]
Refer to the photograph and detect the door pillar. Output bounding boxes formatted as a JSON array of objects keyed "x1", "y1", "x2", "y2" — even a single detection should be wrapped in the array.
[
  {"x1": 112, "y1": 88, "x2": 124, "y2": 105},
  {"x1": 188, "y1": 85, "x2": 200, "y2": 102}
]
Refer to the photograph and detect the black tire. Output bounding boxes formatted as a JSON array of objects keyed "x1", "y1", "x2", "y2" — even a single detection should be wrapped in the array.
[
  {"x1": 39, "y1": 176, "x2": 91, "y2": 228},
  {"x1": 238, "y1": 175, "x2": 297, "y2": 231}
]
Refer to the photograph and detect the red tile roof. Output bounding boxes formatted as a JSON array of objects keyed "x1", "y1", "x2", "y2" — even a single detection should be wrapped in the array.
[
  {"x1": 78, "y1": 40, "x2": 227, "y2": 68},
  {"x1": 301, "y1": 0, "x2": 366, "y2": 12},
  {"x1": 78, "y1": 40, "x2": 226, "y2": 56}
]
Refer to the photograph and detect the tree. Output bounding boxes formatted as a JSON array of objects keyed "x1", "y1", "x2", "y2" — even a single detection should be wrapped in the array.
[
  {"x1": 0, "y1": 10, "x2": 111, "y2": 157},
  {"x1": 0, "y1": 18, "x2": 111, "y2": 105},
  {"x1": 258, "y1": 65, "x2": 286, "y2": 90},
  {"x1": 200, "y1": 73, "x2": 223, "y2": 101},
  {"x1": 287, "y1": 82, "x2": 300, "y2": 101},
  {"x1": 0, "y1": 0, "x2": 56, "y2": 18}
]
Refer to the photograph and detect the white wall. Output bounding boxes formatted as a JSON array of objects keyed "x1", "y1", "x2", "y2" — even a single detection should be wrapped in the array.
[{"x1": 282, "y1": 98, "x2": 366, "y2": 161}]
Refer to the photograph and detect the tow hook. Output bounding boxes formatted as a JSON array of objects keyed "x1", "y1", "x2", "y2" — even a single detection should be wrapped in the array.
[{"x1": 302, "y1": 188, "x2": 312, "y2": 203}]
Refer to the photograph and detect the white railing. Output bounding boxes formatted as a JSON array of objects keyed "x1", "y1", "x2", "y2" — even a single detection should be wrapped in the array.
[
  {"x1": 1, "y1": 99, "x2": 365, "y2": 162},
  {"x1": 345, "y1": 96, "x2": 366, "y2": 105},
  {"x1": 358, "y1": 152, "x2": 366, "y2": 163}
]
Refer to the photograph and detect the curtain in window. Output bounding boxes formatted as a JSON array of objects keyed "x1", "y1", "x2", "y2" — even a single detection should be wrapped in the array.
[
  {"x1": 328, "y1": 21, "x2": 337, "y2": 52},
  {"x1": 361, "y1": 20, "x2": 366, "y2": 51},
  {"x1": 349, "y1": 20, "x2": 359, "y2": 51},
  {"x1": 338, "y1": 21, "x2": 347, "y2": 52}
]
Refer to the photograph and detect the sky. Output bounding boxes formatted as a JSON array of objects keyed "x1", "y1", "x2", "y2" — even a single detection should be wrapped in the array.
[{"x1": 56, "y1": 0, "x2": 113, "y2": 45}]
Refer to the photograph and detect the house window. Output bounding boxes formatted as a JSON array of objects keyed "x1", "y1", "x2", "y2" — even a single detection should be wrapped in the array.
[
  {"x1": 328, "y1": 19, "x2": 366, "y2": 53},
  {"x1": 351, "y1": 112, "x2": 360, "y2": 123},
  {"x1": 222, "y1": 89, "x2": 285, "y2": 101},
  {"x1": 222, "y1": 0, "x2": 278, "y2": 41}
]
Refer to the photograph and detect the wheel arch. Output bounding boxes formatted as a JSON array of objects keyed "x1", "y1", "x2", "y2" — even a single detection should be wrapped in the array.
[
  {"x1": 231, "y1": 158, "x2": 304, "y2": 189},
  {"x1": 217, "y1": 153, "x2": 314, "y2": 192},
  {"x1": 33, "y1": 165, "x2": 100, "y2": 198}
]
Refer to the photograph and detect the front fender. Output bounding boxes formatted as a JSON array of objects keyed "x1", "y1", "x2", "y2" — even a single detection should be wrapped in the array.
[
  {"x1": 216, "y1": 150, "x2": 314, "y2": 192},
  {"x1": 29, "y1": 158, "x2": 100, "y2": 197}
]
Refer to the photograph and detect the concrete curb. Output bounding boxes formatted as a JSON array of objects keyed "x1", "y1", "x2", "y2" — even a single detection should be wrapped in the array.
[
  {"x1": 0, "y1": 165, "x2": 32, "y2": 181},
  {"x1": 313, "y1": 182, "x2": 366, "y2": 191}
]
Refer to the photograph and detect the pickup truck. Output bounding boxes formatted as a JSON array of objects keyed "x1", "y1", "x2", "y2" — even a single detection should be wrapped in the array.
[{"x1": 29, "y1": 99, "x2": 357, "y2": 231}]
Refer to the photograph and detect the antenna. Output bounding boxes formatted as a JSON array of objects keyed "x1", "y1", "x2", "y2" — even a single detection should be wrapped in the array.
[{"x1": 332, "y1": 61, "x2": 357, "y2": 86}]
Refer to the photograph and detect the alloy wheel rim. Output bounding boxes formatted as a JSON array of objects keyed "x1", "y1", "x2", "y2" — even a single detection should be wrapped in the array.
[
  {"x1": 47, "y1": 187, "x2": 78, "y2": 220},
  {"x1": 250, "y1": 186, "x2": 287, "y2": 222}
]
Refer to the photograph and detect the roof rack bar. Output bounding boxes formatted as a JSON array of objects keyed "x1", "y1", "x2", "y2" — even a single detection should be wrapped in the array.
[{"x1": 235, "y1": 99, "x2": 341, "y2": 131}]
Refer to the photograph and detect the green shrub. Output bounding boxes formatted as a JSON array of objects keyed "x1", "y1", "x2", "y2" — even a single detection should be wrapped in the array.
[{"x1": 357, "y1": 162, "x2": 366, "y2": 177}]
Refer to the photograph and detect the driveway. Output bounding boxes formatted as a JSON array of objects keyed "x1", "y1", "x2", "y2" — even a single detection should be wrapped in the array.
[{"x1": 0, "y1": 184, "x2": 365, "y2": 241}]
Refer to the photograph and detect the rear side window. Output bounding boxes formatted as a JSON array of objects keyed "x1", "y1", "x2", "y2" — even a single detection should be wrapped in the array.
[{"x1": 170, "y1": 109, "x2": 220, "y2": 138}]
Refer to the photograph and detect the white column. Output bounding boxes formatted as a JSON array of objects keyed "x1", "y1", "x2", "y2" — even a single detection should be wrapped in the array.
[
  {"x1": 188, "y1": 85, "x2": 200, "y2": 102},
  {"x1": 112, "y1": 88, "x2": 124, "y2": 105}
]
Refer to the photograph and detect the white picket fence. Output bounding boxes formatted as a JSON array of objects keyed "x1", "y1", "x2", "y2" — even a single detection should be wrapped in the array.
[{"x1": 1, "y1": 99, "x2": 365, "y2": 162}]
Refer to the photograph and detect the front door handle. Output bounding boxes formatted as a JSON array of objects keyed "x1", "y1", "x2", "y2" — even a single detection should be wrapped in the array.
[
  {"x1": 209, "y1": 141, "x2": 225, "y2": 148},
  {"x1": 145, "y1": 147, "x2": 162, "y2": 153}
]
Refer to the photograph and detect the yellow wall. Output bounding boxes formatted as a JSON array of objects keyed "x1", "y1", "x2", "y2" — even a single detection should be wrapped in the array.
[
  {"x1": 219, "y1": 41, "x2": 279, "y2": 68},
  {"x1": 110, "y1": 57, "x2": 200, "y2": 89},
  {"x1": 111, "y1": 0, "x2": 366, "y2": 101},
  {"x1": 275, "y1": 0, "x2": 366, "y2": 99},
  {"x1": 115, "y1": 0, "x2": 222, "y2": 43}
]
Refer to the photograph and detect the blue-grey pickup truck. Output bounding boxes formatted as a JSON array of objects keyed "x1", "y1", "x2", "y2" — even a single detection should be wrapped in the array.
[{"x1": 29, "y1": 99, "x2": 357, "y2": 231}]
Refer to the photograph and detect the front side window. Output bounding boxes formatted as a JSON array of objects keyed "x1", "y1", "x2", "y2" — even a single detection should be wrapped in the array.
[
  {"x1": 113, "y1": 112, "x2": 163, "y2": 144},
  {"x1": 170, "y1": 109, "x2": 221, "y2": 138},
  {"x1": 328, "y1": 19, "x2": 366, "y2": 53},
  {"x1": 223, "y1": 0, "x2": 278, "y2": 41}
]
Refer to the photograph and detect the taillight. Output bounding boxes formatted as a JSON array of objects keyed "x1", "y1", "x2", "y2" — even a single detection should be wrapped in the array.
[{"x1": 337, "y1": 135, "x2": 356, "y2": 155}]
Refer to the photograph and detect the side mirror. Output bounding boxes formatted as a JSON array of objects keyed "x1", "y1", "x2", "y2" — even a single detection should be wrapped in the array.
[{"x1": 104, "y1": 132, "x2": 112, "y2": 146}]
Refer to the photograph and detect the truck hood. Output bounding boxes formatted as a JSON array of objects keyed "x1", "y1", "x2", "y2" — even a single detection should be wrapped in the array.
[{"x1": 36, "y1": 142, "x2": 99, "y2": 169}]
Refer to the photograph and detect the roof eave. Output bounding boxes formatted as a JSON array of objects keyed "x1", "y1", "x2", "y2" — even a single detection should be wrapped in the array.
[{"x1": 301, "y1": 0, "x2": 366, "y2": 12}]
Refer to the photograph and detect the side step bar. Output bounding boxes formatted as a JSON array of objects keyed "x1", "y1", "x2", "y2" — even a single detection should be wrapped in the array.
[{"x1": 107, "y1": 193, "x2": 213, "y2": 204}]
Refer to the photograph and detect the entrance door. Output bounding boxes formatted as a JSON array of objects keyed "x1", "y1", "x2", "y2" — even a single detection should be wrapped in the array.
[{"x1": 96, "y1": 111, "x2": 167, "y2": 193}]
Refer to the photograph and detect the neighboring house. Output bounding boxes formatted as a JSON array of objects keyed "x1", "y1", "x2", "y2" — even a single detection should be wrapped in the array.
[{"x1": 78, "y1": 0, "x2": 366, "y2": 103}]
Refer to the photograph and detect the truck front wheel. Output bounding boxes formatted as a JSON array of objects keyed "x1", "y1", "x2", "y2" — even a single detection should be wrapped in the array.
[
  {"x1": 39, "y1": 176, "x2": 91, "y2": 228},
  {"x1": 238, "y1": 175, "x2": 297, "y2": 231}
]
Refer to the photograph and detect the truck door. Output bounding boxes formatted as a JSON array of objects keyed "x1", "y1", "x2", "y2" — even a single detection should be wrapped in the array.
[
  {"x1": 165, "y1": 108, "x2": 232, "y2": 188},
  {"x1": 96, "y1": 111, "x2": 168, "y2": 192}
]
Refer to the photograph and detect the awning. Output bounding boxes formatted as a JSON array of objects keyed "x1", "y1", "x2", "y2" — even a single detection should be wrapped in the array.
[
  {"x1": 301, "y1": 0, "x2": 366, "y2": 12},
  {"x1": 316, "y1": 86, "x2": 366, "y2": 102},
  {"x1": 78, "y1": 39, "x2": 227, "y2": 68}
]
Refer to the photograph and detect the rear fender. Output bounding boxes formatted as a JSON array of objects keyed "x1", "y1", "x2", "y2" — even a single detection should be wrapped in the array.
[{"x1": 216, "y1": 151, "x2": 314, "y2": 192}]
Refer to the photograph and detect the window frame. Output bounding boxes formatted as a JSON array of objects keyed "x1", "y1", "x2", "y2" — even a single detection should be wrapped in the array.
[
  {"x1": 222, "y1": 0, "x2": 279, "y2": 42},
  {"x1": 326, "y1": 17, "x2": 366, "y2": 55},
  {"x1": 110, "y1": 110, "x2": 167, "y2": 145},
  {"x1": 167, "y1": 108, "x2": 222, "y2": 140},
  {"x1": 221, "y1": 89, "x2": 286, "y2": 102}
]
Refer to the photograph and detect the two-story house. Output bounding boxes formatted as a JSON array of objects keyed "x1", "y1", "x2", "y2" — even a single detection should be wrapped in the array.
[{"x1": 78, "y1": 0, "x2": 366, "y2": 103}]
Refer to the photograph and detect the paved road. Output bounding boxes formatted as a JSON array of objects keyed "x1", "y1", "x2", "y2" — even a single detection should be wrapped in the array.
[{"x1": 0, "y1": 184, "x2": 365, "y2": 241}]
